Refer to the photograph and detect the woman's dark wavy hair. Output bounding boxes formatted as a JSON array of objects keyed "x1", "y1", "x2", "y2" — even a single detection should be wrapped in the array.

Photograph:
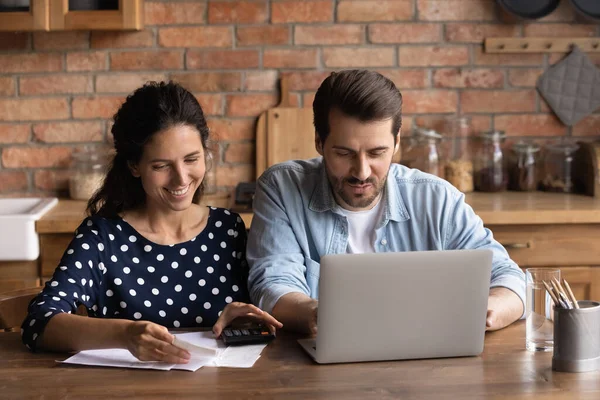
[{"x1": 87, "y1": 81, "x2": 210, "y2": 218}]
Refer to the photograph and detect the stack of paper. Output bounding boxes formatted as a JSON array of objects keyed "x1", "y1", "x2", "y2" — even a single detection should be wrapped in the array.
[{"x1": 60, "y1": 331, "x2": 268, "y2": 372}]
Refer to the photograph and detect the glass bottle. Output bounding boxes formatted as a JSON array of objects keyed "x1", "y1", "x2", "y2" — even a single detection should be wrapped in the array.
[
  {"x1": 444, "y1": 116, "x2": 473, "y2": 193},
  {"x1": 540, "y1": 139, "x2": 580, "y2": 193},
  {"x1": 69, "y1": 146, "x2": 109, "y2": 200},
  {"x1": 203, "y1": 140, "x2": 218, "y2": 195},
  {"x1": 508, "y1": 141, "x2": 541, "y2": 192},
  {"x1": 407, "y1": 126, "x2": 444, "y2": 178},
  {"x1": 474, "y1": 130, "x2": 508, "y2": 192}
]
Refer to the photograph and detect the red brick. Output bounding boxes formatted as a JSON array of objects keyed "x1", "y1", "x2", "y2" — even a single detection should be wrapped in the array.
[
  {"x1": 378, "y1": 69, "x2": 429, "y2": 89},
  {"x1": 573, "y1": 115, "x2": 600, "y2": 136},
  {"x1": 209, "y1": 1, "x2": 268, "y2": 23},
  {"x1": 158, "y1": 27, "x2": 232, "y2": 48},
  {"x1": 67, "y1": 51, "x2": 107, "y2": 72},
  {"x1": 196, "y1": 94, "x2": 224, "y2": 116},
  {"x1": 337, "y1": 0, "x2": 412, "y2": 22},
  {"x1": 224, "y1": 142, "x2": 254, "y2": 164},
  {"x1": 19, "y1": 75, "x2": 93, "y2": 95},
  {"x1": 461, "y1": 90, "x2": 536, "y2": 113},
  {"x1": 524, "y1": 24, "x2": 597, "y2": 38},
  {"x1": 0, "y1": 77, "x2": 15, "y2": 96},
  {"x1": 96, "y1": 73, "x2": 168, "y2": 93},
  {"x1": 369, "y1": 23, "x2": 441, "y2": 44},
  {"x1": 216, "y1": 164, "x2": 254, "y2": 187},
  {"x1": 413, "y1": 115, "x2": 492, "y2": 136},
  {"x1": 281, "y1": 71, "x2": 330, "y2": 91},
  {"x1": 473, "y1": 47, "x2": 544, "y2": 67},
  {"x1": 187, "y1": 50, "x2": 259, "y2": 70},
  {"x1": 433, "y1": 68, "x2": 504, "y2": 89},
  {"x1": 418, "y1": 0, "x2": 496, "y2": 21},
  {"x1": 72, "y1": 96, "x2": 125, "y2": 119},
  {"x1": 34, "y1": 170, "x2": 70, "y2": 191},
  {"x1": 0, "y1": 32, "x2": 29, "y2": 51},
  {"x1": 226, "y1": 94, "x2": 278, "y2": 117},
  {"x1": 144, "y1": 2, "x2": 206, "y2": 25},
  {"x1": 33, "y1": 31, "x2": 89, "y2": 50},
  {"x1": 110, "y1": 51, "x2": 183, "y2": 71},
  {"x1": 445, "y1": 23, "x2": 520, "y2": 43},
  {"x1": 494, "y1": 114, "x2": 566, "y2": 137},
  {"x1": 0, "y1": 124, "x2": 30, "y2": 143},
  {"x1": 0, "y1": 99, "x2": 69, "y2": 122},
  {"x1": 323, "y1": 47, "x2": 395, "y2": 68},
  {"x1": 207, "y1": 118, "x2": 255, "y2": 141},
  {"x1": 264, "y1": 49, "x2": 318, "y2": 69},
  {"x1": 272, "y1": 1, "x2": 333, "y2": 23},
  {"x1": 302, "y1": 92, "x2": 316, "y2": 108},
  {"x1": 508, "y1": 69, "x2": 544, "y2": 88},
  {"x1": 236, "y1": 26, "x2": 290, "y2": 46},
  {"x1": 402, "y1": 90, "x2": 458, "y2": 114},
  {"x1": 0, "y1": 54, "x2": 62, "y2": 74},
  {"x1": 0, "y1": 171, "x2": 28, "y2": 192},
  {"x1": 399, "y1": 45, "x2": 468, "y2": 67},
  {"x1": 295, "y1": 25, "x2": 364, "y2": 45},
  {"x1": 170, "y1": 73, "x2": 241, "y2": 92},
  {"x1": 33, "y1": 122, "x2": 104, "y2": 143},
  {"x1": 2, "y1": 146, "x2": 72, "y2": 168},
  {"x1": 244, "y1": 71, "x2": 278, "y2": 91},
  {"x1": 91, "y1": 31, "x2": 154, "y2": 49}
]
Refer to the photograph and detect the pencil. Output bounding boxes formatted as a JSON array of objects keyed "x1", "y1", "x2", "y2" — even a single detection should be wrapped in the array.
[
  {"x1": 542, "y1": 280, "x2": 560, "y2": 307},
  {"x1": 562, "y1": 280, "x2": 580, "y2": 309}
]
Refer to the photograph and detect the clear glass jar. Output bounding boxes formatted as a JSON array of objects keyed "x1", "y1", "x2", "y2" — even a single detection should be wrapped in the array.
[
  {"x1": 540, "y1": 139, "x2": 580, "y2": 193},
  {"x1": 508, "y1": 141, "x2": 541, "y2": 192},
  {"x1": 474, "y1": 130, "x2": 508, "y2": 192},
  {"x1": 203, "y1": 140, "x2": 218, "y2": 195},
  {"x1": 443, "y1": 116, "x2": 473, "y2": 193},
  {"x1": 69, "y1": 146, "x2": 109, "y2": 200},
  {"x1": 405, "y1": 126, "x2": 444, "y2": 178}
]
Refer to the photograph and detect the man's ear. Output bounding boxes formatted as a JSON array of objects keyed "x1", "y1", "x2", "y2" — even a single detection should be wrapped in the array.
[
  {"x1": 128, "y1": 161, "x2": 141, "y2": 178},
  {"x1": 393, "y1": 129, "x2": 401, "y2": 155},
  {"x1": 315, "y1": 133, "x2": 324, "y2": 156}
]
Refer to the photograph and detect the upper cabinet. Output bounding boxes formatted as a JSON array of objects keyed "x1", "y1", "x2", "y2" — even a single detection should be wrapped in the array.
[
  {"x1": 0, "y1": 0, "x2": 143, "y2": 32},
  {"x1": 0, "y1": 0, "x2": 50, "y2": 31}
]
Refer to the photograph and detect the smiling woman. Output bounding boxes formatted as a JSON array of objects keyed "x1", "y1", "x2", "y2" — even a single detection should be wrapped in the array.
[{"x1": 21, "y1": 82, "x2": 281, "y2": 364}]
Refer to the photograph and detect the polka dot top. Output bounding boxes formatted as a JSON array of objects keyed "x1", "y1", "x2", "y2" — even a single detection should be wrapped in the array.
[{"x1": 21, "y1": 207, "x2": 249, "y2": 351}]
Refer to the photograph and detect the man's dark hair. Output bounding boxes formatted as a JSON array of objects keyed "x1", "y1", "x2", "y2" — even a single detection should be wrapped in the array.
[{"x1": 313, "y1": 69, "x2": 403, "y2": 143}]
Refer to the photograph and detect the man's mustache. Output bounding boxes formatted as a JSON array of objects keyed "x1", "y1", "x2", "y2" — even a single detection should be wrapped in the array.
[{"x1": 344, "y1": 177, "x2": 376, "y2": 185}]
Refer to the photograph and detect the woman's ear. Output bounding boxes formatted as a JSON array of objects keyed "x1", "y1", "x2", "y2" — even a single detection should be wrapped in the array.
[{"x1": 128, "y1": 161, "x2": 141, "y2": 178}]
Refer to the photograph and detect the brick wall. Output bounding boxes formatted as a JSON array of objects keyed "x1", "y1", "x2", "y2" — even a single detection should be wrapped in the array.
[{"x1": 1, "y1": 0, "x2": 599, "y2": 196}]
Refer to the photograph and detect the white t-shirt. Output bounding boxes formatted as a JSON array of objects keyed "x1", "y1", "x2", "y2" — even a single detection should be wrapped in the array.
[{"x1": 338, "y1": 197, "x2": 384, "y2": 254}]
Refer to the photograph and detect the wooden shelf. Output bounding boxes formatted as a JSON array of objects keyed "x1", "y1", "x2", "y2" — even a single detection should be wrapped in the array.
[{"x1": 485, "y1": 37, "x2": 600, "y2": 53}]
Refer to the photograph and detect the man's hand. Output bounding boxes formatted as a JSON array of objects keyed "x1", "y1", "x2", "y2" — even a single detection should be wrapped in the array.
[
  {"x1": 486, "y1": 287, "x2": 524, "y2": 331},
  {"x1": 272, "y1": 292, "x2": 318, "y2": 335}
]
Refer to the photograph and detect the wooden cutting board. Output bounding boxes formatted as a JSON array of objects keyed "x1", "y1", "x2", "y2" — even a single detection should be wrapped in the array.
[{"x1": 255, "y1": 77, "x2": 318, "y2": 179}]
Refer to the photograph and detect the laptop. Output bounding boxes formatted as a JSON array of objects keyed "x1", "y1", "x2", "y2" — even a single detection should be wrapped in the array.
[{"x1": 298, "y1": 249, "x2": 493, "y2": 364}]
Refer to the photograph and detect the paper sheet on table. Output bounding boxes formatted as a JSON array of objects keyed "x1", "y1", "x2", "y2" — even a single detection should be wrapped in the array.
[{"x1": 59, "y1": 331, "x2": 267, "y2": 371}]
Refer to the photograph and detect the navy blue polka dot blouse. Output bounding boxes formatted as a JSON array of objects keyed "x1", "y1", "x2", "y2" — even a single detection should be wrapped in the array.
[{"x1": 21, "y1": 207, "x2": 249, "y2": 351}]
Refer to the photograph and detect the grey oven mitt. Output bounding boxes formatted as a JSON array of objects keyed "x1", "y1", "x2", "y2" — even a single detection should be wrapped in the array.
[{"x1": 537, "y1": 46, "x2": 600, "y2": 126}]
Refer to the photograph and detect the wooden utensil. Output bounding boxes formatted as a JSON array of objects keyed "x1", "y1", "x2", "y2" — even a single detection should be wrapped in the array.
[{"x1": 255, "y1": 77, "x2": 318, "y2": 179}]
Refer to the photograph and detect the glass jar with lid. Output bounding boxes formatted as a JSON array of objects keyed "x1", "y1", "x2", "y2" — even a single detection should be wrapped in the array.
[
  {"x1": 405, "y1": 126, "x2": 444, "y2": 178},
  {"x1": 443, "y1": 116, "x2": 473, "y2": 193},
  {"x1": 540, "y1": 139, "x2": 580, "y2": 193},
  {"x1": 69, "y1": 146, "x2": 110, "y2": 200},
  {"x1": 508, "y1": 141, "x2": 541, "y2": 192},
  {"x1": 474, "y1": 130, "x2": 508, "y2": 192}
]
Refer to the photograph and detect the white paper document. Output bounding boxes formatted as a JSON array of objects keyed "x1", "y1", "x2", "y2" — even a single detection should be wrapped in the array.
[{"x1": 60, "y1": 331, "x2": 268, "y2": 372}]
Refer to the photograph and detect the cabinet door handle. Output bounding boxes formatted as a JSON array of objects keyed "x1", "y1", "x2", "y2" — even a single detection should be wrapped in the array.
[{"x1": 502, "y1": 242, "x2": 531, "y2": 249}]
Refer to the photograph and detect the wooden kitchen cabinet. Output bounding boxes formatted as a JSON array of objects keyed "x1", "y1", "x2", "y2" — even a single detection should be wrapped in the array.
[
  {"x1": 0, "y1": 0, "x2": 50, "y2": 31},
  {"x1": 0, "y1": 0, "x2": 142, "y2": 32},
  {"x1": 50, "y1": 0, "x2": 143, "y2": 31}
]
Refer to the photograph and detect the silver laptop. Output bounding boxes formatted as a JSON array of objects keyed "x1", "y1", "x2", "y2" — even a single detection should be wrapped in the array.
[{"x1": 298, "y1": 249, "x2": 493, "y2": 364}]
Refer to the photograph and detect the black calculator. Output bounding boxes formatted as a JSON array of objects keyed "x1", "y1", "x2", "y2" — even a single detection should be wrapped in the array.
[{"x1": 221, "y1": 325, "x2": 276, "y2": 346}]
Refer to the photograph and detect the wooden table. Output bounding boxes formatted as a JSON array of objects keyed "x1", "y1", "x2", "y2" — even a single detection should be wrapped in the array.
[{"x1": 1, "y1": 322, "x2": 599, "y2": 399}]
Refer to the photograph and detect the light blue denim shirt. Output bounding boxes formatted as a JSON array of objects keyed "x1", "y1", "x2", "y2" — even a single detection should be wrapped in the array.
[{"x1": 247, "y1": 157, "x2": 526, "y2": 316}]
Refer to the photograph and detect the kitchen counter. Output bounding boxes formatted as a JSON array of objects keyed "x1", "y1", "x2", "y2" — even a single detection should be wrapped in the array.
[{"x1": 36, "y1": 191, "x2": 600, "y2": 234}]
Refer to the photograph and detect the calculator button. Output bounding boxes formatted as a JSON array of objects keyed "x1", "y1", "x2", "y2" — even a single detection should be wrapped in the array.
[
  {"x1": 223, "y1": 330, "x2": 233, "y2": 337},
  {"x1": 250, "y1": 329, "x2": 260, "y2": 335},
  {"x1": 241, "y1": 329, "x2": 250, "y2": 335},
  {"x1": 232, "y1": 329, "x2": 241, "y2": 336}
]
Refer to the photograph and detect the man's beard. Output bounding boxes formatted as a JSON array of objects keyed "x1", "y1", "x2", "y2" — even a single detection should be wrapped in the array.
[{"x1": 325, "y1": 161, "x2": 387, "y2": 209}]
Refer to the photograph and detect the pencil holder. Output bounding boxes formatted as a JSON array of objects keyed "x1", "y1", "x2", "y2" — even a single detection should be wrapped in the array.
[{"x1": 552, "y1": 300, "x2": 600, "y2": 373}]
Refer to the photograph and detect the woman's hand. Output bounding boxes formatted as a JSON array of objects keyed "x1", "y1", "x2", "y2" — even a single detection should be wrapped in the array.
[
  {"x1": 212, "y1": 302, "x2": 283, "y2": 337},
  {"x1": 123, "y1": 320, "x2": 191, "y2": 364}
]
